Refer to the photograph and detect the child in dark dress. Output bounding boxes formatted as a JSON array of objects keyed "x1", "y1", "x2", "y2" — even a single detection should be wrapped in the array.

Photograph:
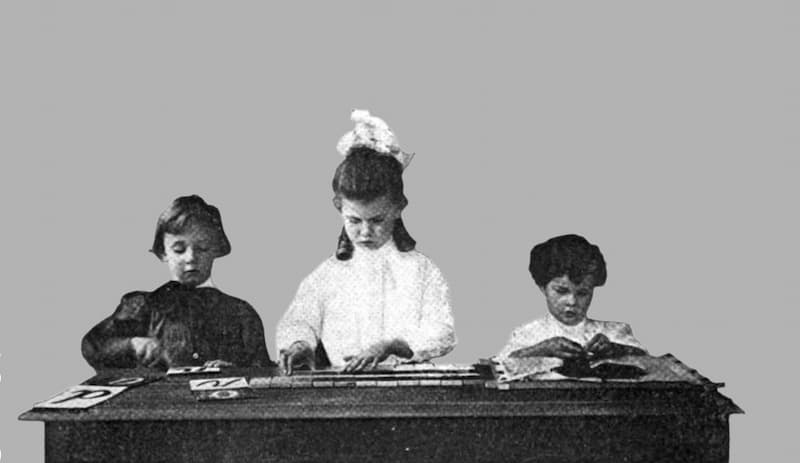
[{"x1": 82, "y1": 195, "x2": 272, "y2": 370}]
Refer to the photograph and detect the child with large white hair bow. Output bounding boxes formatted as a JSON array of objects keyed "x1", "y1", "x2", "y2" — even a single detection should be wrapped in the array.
[{"x1": 277, "y1": 110, "x2": 456, "y2": 373}]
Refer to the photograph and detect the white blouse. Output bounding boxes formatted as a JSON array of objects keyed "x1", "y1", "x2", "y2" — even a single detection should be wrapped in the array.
[
  {"x1": 277, "y1": 241, "x2": 456, "y2": 366},
  {"x1": 495, "y1": 312, "x2": 647, "y2": 361}
]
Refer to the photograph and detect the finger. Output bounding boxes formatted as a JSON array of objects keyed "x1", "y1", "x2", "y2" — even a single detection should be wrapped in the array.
[
  {"x1": 307, "y1": 355, "x2": 316, "y2": 371},
  {"x1": 342, "y1": 357, "x2": 357, "y2": 373},
  {"x1": 587, "y1": 334, "x2": 608, "y2": 352},
  {"x1": 280, "y1": 353, "x2": 289, "y2": 374},
  {"x1": 510, "y1": 346, "x2": 535, "y2": 358},
  {"x1": 140, "y1": 348, "x2": 156, "y2": 366},
  {"x1": 146, "y1": 354, "x2": 163, "y2": 369},
  {"x1": 350, "y1": 357, "x2": 367, "y2": 372},
  {"x1": 286, "y1": 353, "x2": 295, "y2": 376},
  {"x1": 561, "y1": 342, "x2": 584, "y2": 354},
  {"x1": 587, "y1": 342, "x2": 606, "y2": 355},
  {"x1": 368, "y1": 357, "x2": 380, "y2": 370}
]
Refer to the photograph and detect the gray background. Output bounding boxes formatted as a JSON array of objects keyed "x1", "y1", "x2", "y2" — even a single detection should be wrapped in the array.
[{"x1": 1, "y1": 1, "x2": 796, "y2": 461}]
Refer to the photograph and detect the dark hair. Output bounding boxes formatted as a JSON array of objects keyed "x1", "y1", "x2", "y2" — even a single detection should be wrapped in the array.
[
  {"x1": 150, "y1": 195, "x2": 231, "y2": 259},
  {"x1": 332, "y1": 147, "x2": 415, "y2": 260},
  {"x1": 529, "y1": 234, "x2": 607, "y2": 288}
]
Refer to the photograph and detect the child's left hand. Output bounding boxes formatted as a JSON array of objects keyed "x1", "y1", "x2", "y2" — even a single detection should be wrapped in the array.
[
  {"x1": 342, "y1": 339, "x2": 412, "y2": 372},
  {"x1": 586, "y1": 334, "x2": 647, "y2": 359},
  {"x1": 585, "y1": 334, "x2": 615, "y2": 358}
]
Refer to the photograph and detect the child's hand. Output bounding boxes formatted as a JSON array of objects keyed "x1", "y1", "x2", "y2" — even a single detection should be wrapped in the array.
[
  {"x1": 509, "y1": 337, "x2": 586, "y2": 359},
  {"x1": 131, "y1": 337, "x2": 165, "y2": 368},
  {"x1": 280, "y1": 341, "x2": 315, "y2": 375},
  {"x1": 585, "y1": 333, "x2": 647, "y2": 359},
  {"x1": 585, "y1": 333, "x2": 614, "y2": 357},
  {"x1": 342, "y1": 339, "x2": 412, "y2": 372}
]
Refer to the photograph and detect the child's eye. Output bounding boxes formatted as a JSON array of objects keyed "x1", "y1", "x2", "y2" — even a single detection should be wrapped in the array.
[
  {"x1": 554, "y1": 287, "x2": 569, "y2": 295},
  {"x1": 348, "y1": 218, "x2": 362, "y2": 224},
  {"x1": 369, "y1": 218, "x2": 384, "y2": 225},
  {"x1": 172, "y1": 246, "x2": 186, "y2": 254},
  {"x1": 576, "y1": 290, "x2": 590, "y2": 297}
]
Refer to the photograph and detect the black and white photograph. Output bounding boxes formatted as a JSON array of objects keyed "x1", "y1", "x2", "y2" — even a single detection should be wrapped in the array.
[{"x1": 2, "y1": 1, "x2": 796, "y2": 461}]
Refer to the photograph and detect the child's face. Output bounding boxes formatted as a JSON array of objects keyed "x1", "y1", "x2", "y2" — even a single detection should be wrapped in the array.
[
  {"x1": 162, "y1": 223, "x2": 218, "y2": 286},
  {"x1": 340, "y1": 196, "x2": 401, "y2": 251},
  {"x1": 541, "y1": 275, "x2": 595, "y2": 326}
]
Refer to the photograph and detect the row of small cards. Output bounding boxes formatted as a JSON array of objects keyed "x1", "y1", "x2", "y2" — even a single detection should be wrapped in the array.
[
  {"x1": 248, "y1": 376, "x2": 486, "y2": 388},
  {"x1": 189, "y1": 376, "x2": 487, "y2": 391}
]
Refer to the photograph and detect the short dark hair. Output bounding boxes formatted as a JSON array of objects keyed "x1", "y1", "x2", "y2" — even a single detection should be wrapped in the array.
[
  {"x1": 331, "y1": 147, "x2": 415, "y2": 260},
  {"x1": 150, "y1": 195, "x2": 231, "y2": 259},
  {"x1": 529, "y1": 234, "x2": 607, "y2": 288}
]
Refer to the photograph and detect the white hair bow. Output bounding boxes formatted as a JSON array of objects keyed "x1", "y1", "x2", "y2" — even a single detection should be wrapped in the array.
[{"x1": 336, "y1": 109, "x2": 415, "y2": 169}]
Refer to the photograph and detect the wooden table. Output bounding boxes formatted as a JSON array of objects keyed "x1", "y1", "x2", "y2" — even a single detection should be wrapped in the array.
[{"x1": 19, "y1": 362, "x2": 742, "y2": 463}]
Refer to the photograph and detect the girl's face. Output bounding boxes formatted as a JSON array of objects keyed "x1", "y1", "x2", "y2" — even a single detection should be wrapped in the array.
[
  {"x1": 541, "y1": 275, "x2": 595, "y2": 326},
  {"x1": 340, "y1": 196, "x2": 401, "y2": 251},
  {"x1": 162, "y1": 223, "x2": 219, "y2": 286}
]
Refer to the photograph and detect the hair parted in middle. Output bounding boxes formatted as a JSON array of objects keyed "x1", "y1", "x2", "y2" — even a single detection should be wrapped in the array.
[
  {"x1": 529, "y1": 234, "x2": 607, "y2": 288},
  {"x1": 332, "y1": 146, "x2": 416, "y2": 260},
  {"x1": 150, "y1": 194, "x2": 231, "y2": 260}
]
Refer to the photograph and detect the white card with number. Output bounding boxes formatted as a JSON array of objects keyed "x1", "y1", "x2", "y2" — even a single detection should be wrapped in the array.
[
  {"x1": 34, "y1": 385, "x2": 127, "y2": 409},
  {"x1": 189, "y1": 377, "x2": 249, "y2": 391},
  {"x1": 166, "y1": 366, "x2": 221, "y2": 375}
]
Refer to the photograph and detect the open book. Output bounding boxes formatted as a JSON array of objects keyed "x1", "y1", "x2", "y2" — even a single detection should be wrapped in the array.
[
  {"x1": 498, "y1": 354, "x2": 710, "y2": 383},
  {"x1": 551, "y1": 357, "x2": 647, "y2": 379}
]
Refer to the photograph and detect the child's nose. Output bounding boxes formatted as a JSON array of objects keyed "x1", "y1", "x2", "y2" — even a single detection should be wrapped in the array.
[
  {"x1": 564, "y1": 294, "x2": 576, "y2": 306},
  {"x1": 183, "y1": 248, "x2": 196, "y2": 263}
]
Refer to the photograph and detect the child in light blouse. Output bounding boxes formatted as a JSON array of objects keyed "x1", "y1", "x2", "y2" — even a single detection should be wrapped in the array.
[
  {"x1": 277, "y1": 110, "x2": 456, "y2": 373},
  {"x1": 496, "y1": 234, "x2": 647, "y2": 363}
]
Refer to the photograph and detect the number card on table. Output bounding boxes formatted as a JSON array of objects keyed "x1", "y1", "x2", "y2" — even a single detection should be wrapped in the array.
[
  {"x1": 166, "y1": 366, "x2": 221, "y2": 375},
  {"x1": 189, "y1": 377, "x2": 249, "y2": 391},
  {"x1": 34, "y1": 385, "x2": 127, "y2": 409}
]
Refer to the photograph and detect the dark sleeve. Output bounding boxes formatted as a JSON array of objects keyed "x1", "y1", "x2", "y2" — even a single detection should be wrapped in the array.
[
  {"x1": 237, "y1": 302, "x2": 274, "y2": 367},
  {"x1": 81, "y1": 292, "x2": 151, "y2": 369}
]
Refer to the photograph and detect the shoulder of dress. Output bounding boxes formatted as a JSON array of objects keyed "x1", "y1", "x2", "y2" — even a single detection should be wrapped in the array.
[
  {"x1": 587, "y1": 318, "x2": 632, "y2": 331},
  {"x1": 296, "y1": 256, "x2": 346, "y2": 286},
  {"x1": 312, "y1": 255, "x2": 346, "y2": 274},
  {"x1": 120, "y1": 290, "x2": 149, "y2": 305},
  {"x1": 512, "y1": 318, "x2": 547, "y2": 335},
  {"x1": 398, "y1": 249, "x2": 443, "y2": 270},
  {"x1": 115, "y1": 290, "x2": 151, "y2": 314},
  {"x1": 210, "y1": 289, "x2": 252, "y2": 308}
]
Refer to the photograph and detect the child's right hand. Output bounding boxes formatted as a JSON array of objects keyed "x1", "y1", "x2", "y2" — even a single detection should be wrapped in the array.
[
  {"x1": 130, "y1": 337, "x2": 165, "y2": 368},
  {"x1": 280, "y1": 341, "x2": 315, "y2": 375},
  {"x1": 509, "y1": 337, "x2": 586, "y2": 359}
]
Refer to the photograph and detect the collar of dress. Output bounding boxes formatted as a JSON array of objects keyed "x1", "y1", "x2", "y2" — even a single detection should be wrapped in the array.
[{"x1": 544, "y1": 311, "x2": 590, "y2": 334}]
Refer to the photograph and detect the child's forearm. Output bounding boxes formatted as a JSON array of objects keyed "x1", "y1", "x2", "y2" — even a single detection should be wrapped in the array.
[{"x1": 82, "y1": 334, "x2": 138, "y2": 369}]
